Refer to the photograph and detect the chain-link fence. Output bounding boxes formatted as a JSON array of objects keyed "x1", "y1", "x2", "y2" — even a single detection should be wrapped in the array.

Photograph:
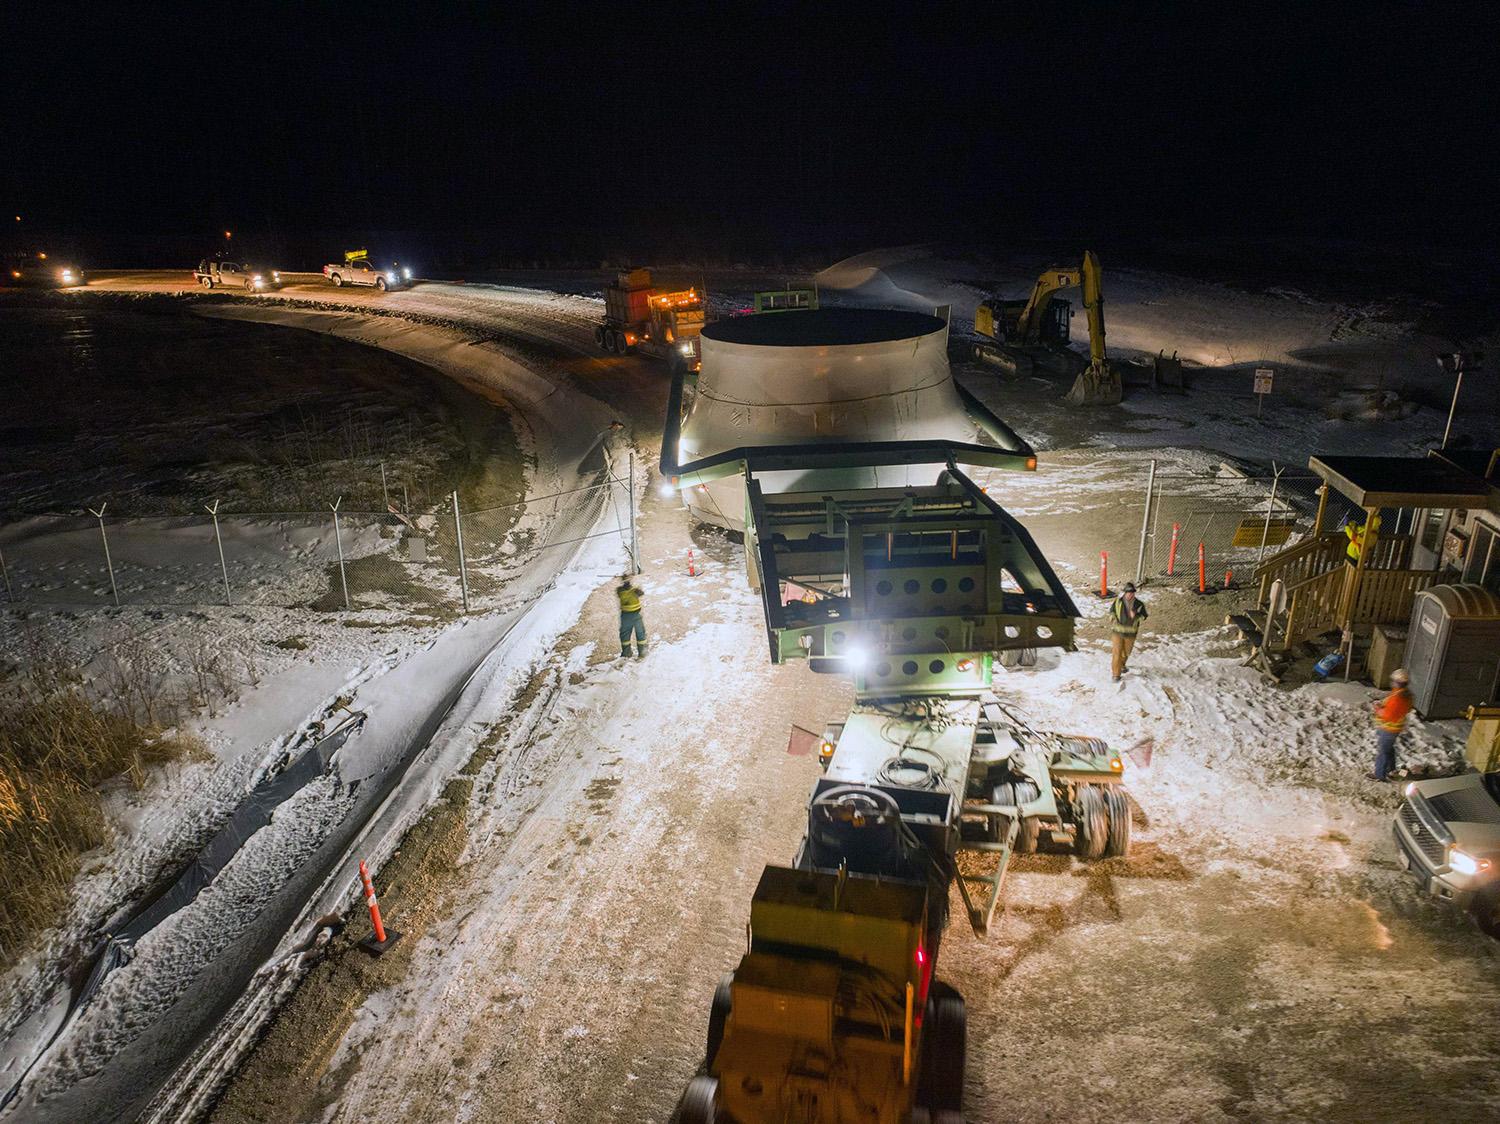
[
  {"x1": 1131, "y1": 463, "x2": 1349, "y2": 590},
  {"x1": 0, "y1": 472, "x2": 634, "y2": 618}
]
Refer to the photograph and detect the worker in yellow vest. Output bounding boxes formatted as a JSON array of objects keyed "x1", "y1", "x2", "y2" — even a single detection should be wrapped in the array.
[
  {"x1": 616, "y1": 574, "x2": 647, "y2": 658},
  {"x1": 1109, "y1": 582, "x2": 1148, "y2": 682},
  {"x1": 1344, "y1": 512, "x2": 1382, "y2": 564}
]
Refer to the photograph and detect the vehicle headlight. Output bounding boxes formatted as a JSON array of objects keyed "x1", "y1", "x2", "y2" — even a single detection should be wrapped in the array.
[
  {"x1": 1404, "y1": 782, "x2": 1418, "y2": 797},
  {"x1": 273, "y1": 271, "x2": 281, "y2": 280},
  {"x1": 60, "y1": 269, "x2": 74, "y2": 282},
  {"x1": 386, "y1": 272, "x2": 397, "y2": 282},
  {"x1": 1449, "y1": 847, "x2": 1491, "y2": 876},
  {"x1": 402, "y1": 268, "x2": 411, "y2": 279},
  {"x1": 678, "y1": 341, "x2": 693, "y2": 353},
  {"x1": 252, "y1": 274, "x2": 262, "y2": 281}
]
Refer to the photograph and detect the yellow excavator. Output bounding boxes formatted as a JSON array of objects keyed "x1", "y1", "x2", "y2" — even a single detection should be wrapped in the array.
[{"x1": 973, "y1": 250, "x2": 1121, "y2": 405}]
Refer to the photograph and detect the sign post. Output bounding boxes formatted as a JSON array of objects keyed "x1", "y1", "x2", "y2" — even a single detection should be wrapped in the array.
[{"x1": 1253, "y1": 367, "x2": 1274, "y2": 417}]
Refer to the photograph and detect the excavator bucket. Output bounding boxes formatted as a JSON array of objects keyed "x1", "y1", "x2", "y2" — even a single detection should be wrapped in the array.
[{"x1": 1064, "y1": 361, "x2": 1122, "y2": 405}]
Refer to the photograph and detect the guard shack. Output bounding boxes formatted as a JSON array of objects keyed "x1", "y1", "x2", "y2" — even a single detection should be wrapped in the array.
[{"x1": 1253, "y1": 451, "x2": 1498, "y2": 669}]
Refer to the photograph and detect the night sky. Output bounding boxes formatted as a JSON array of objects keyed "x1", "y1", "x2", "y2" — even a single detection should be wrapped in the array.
[{"x1": 4, "y1": 3, "x2": 1496, "y2": 266}]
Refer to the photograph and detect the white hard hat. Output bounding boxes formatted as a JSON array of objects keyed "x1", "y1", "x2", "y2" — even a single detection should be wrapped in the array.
[{"x1": 1390, "y1": 668, "x2": 1410, "y2": 684}]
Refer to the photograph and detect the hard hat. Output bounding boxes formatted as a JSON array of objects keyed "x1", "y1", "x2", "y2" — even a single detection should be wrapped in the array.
[
  {"x1": 1123, "y1": 582, "x2": 1137, "y2": 593},
  {"x1": 1391, "y1": 668, "x2": 1410, "y2": 684}
]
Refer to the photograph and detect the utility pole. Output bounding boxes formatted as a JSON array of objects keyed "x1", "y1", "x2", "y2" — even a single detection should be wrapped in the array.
[{"x1": 1439, "y1": 350, "x2": 1484, "y2": 450}]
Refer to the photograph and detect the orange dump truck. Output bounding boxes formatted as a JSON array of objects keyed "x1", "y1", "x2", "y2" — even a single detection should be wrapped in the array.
[{"x1": 593, "y1": 267, "x2": 704, "y2": 373}]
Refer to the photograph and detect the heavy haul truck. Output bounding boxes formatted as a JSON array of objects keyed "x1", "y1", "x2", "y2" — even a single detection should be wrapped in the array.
[
  {"x1": 594, "y1": 267, "x2": 705, "y2": 374},
  {"x1": 662, "y1": 396, "x2": 1133, "y2": 1122}
]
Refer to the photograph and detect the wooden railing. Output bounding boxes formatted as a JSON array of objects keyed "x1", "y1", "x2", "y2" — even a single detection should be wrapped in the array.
[
  {"x1": 1279, "y1": 562, "x2": 1440, "y2": 650},
  {"x1": 1280, "y1": 566, "x2": 1347, "y2": 648},
  {"x1": 1257, "y1": 532, "x2": 1414, "y2": 610},
  {"x1": 1350, "y1": 568, "x2": 1441, "y2": 624}
]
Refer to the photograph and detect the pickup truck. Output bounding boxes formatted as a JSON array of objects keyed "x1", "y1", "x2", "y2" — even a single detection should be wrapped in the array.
[
  {"x1": 322, "y1": 258, "x2": 411, "y2": 291},
  {"x1": 1394, "y1": 771, "x2": 1500, "y2": 934},
  {"x1": 194, "y1": 260, "x2": 281, "y2": 290}
]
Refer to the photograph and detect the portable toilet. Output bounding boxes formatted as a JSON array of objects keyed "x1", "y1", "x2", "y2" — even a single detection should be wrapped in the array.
[{"x1": 1405, "y1": 584, "x2": 1500, "y2": 719}]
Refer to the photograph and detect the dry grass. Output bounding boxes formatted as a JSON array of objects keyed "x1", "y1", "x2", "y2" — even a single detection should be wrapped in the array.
[{"x1": 0, "y1": 642, "x2": 205, "y2": 968}]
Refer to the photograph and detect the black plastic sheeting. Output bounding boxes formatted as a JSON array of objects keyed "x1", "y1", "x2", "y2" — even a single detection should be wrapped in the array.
[{"x1": 1, "y1": 716, "x2": 362, "y2": 1112}]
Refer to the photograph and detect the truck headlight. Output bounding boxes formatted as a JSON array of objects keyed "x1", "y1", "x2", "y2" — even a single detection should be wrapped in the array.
[
  {"x1": 402, "y1": 268, "x2": 411, "y2": 279},
  {"x1": 1449, "y1": 847, "x2": 1490, "y2": 876},
  {"x1": 60, "y1": 269, "x2": 74, "y2": 282},
  {"x1": 678, "y1": 341, "x2": 693, "y2": 353},
  {"x1": 387, "y1": 272, "x2": 397, "y2": 282}
]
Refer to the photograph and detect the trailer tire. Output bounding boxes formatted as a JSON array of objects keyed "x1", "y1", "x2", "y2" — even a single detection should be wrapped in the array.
[
  {"x1": 594, "y1": 325, "x2": 606, "y2": 348},
  {"x1": 705, "y1": 974, "x2": 733, "y2": 1066},
  {"x1": 1074, "y1": 785, "x2": 1108, "y2": 860},
  {"x1": 674, "y1": 1076, "x2": 718, "y2": 1124},
  {"x1": 1104, "y1": 786, "x2": 1131, "y2": 858},
  {"x1": 989, "y1": 782, "x2": 1041, "y2": 852},
  {"x1": 919, "y1": 993, "x2": 966, "y2": 1114}
]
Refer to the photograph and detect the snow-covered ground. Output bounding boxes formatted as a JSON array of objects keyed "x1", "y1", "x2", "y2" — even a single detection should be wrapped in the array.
[
  {"x1": 0, "y1": 285, "x2": 636, "y2": 1121},
  {"x1": 4, "y1": 253, "x2": 1498, "y2": 1122}
]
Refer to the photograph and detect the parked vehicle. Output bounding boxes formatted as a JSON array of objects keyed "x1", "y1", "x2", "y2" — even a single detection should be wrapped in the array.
[
  {"x1": 322, "y1": 250, "x2": 411, "y2": 290},
  {"x1": 194, "y1": 259, "x2": 281, "y2": 290},
  {"x1": 1394, "y1": 771, "x2": 1500, "y2": 933},
  {"x1": 4, "y1": 249, "x2": 84, "y2": 287}
]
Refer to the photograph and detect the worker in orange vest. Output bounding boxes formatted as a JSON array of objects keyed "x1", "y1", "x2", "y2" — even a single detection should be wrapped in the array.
[{"x1": 1371, "y1": 667, "x2": 1413, "y2": 781}]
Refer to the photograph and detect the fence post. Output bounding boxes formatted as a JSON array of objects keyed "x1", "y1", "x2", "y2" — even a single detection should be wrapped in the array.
[
  {"x1": 380, "y1": 462, "x2": 391, "y2": 511},
  {"x1": 330, "y1": 497, "x2": 350, "y2": 611},
  {"x1": 627, "y1": 448, "x2": 639, "y2": 574},
  {"x1": 206, "y1": 499, "x2": 231, "y2": 604},
  {"x1": 452, "y1": 490, "x2": 470, "y2": 614},
  {"x1": 1135, "y1": 458, "x2": 1156, "y2": 584},
  {"x1": 89, "y1": 503, "x2": 119, "y2": 607},
  {"x1": 1257, "y1": 463, "x2": 1283, "y2": 566},
  {"x1": 0, "y1": 545, "x2": 11, "y2": 602}
]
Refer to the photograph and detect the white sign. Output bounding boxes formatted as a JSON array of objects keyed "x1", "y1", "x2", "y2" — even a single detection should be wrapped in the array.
[{"x1": 1254, "y1": 368, "x2": 1275, "y2": 395}]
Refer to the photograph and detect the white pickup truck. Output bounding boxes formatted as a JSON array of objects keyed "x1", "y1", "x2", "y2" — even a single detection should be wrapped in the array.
[{"x1": 322, "y1": 255, "x2": 411, "y2": 291}]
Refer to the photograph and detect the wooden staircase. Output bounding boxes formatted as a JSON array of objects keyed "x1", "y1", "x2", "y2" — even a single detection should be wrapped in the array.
[{"x1": 1252, "y1": 531, "x2": 1433, "y2": 652}]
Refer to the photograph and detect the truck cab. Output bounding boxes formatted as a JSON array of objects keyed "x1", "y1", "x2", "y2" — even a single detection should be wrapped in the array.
[
  {"x1": 1394, "y1": 771, "x2": 1500, "y2": 933},
  {"x1": 323, "y1": 251, "x2": 411, "y2": 290},
  {"x1": 195, "y1": 260, "x2": 280, "y2": 290}
]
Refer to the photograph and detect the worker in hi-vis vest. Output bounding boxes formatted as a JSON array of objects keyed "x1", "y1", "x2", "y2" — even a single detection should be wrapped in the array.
[
  {"x1": 1344, "y1": 512, "x2": 1382, "y2": 564},
  {"x1": 616, "y1": 574, "x2": 647, "y2": 658},
  {"x1": 1109, "y1": 582, "x2": 1148, "y2": 682},
  {"x1": 1371, "y1": 667, "x2": 1413, "y2": 781}
]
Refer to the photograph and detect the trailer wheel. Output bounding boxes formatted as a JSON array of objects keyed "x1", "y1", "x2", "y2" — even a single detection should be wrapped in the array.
[
  {"x1": 594, "y1": 325, "x2": 606, "y2": 348},
  {"x1": 705, "y1": 974, "x2": 733, "y2": 1066},
  {"x1": 989, "y1": 782, "x2": 1041, "y2": 852},
  {"x1": 919, "y1": 993, "x2": 966, "y2": 1113},
  {"x1": 1104, "y1": 787, "x2": 1131, "y2": 858},
  {"x1": 674, "y1": 1076, "x2": 718, "y2": 1124},
  {"x1": 1074, "y1": 785, "x2": 1108, "y2": 860}
]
